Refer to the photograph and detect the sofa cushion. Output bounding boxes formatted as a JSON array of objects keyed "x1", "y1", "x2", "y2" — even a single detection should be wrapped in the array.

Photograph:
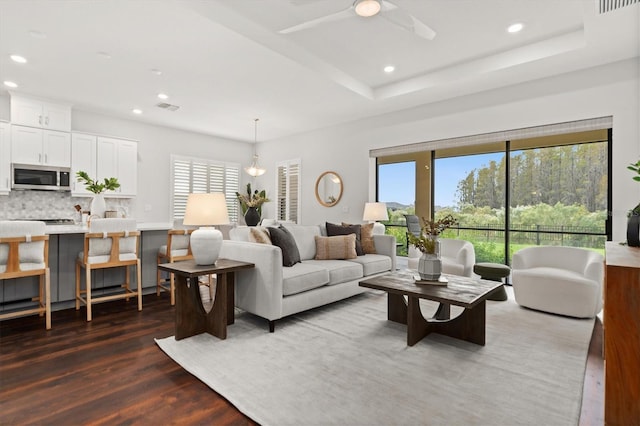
[
  {"x1": 249, "y1": 227, "x2": 271, "y2": 244},
  {"x1": 282, "y1": 224, "x2": 321, "y2": 261},
  {"x1": 303, "y1": 259, "x2": 363, "y2": 285},
  {"x1": 347, "y1": 254, "x2": 392, "y2": 276},
  {"x1": 344, "y1": 222, "x2": 376, "y2": 254},
  {"x1": 268, "y1": 226, "x2": 301, "y2": 267},
  {"x1": 315, "y1": 235, "x2": 357, "y2": 260},
  {"x1": 282, "y1": 263, "x2": 330, "y2": 296},
  {"x1": 326, "y1": 222, "x2": 363, "y2": 255}
]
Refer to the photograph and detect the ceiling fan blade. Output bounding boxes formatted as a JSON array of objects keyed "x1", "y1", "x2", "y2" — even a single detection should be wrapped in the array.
[
  {"x1": 380, "y1": 0, "x2": 436, "y2": 40},
  {"x1": 278, "y1": 6, "x2": 354, "y2": 34}
]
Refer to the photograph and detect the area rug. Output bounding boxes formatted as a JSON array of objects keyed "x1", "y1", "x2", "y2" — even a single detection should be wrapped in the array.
[{"x1": 155, "y1": 288, "x2": 594, "y2": 425}]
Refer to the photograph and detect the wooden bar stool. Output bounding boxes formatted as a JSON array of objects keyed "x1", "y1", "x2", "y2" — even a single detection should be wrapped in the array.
[
  {"x1": 75, "y1": 218, "x2": 142, "y2": 321},
  {"x1": 157, "y1": 219, "x2": 196, "y2": 305},
  {"x1": 0, "y1": 220, "x2": 51, "y2": 330}
]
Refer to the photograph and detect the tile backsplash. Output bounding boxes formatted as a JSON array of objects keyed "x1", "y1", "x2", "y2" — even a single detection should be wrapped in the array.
[{"x1": 0, "y1": 191, "x2": 133, "y2": 221}]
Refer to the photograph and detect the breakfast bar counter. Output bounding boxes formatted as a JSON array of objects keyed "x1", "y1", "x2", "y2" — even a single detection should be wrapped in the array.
[{"x1": 1, "y1": 222, "x2": 174, "y2": 313}]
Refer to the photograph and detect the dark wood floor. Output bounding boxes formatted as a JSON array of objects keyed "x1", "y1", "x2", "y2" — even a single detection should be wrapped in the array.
[{"x1": 0, "y1": 294, "x2": 603, "y2": 425}]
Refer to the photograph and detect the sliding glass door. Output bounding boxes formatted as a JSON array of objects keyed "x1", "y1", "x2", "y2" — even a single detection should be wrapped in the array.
[
  {"x1": 429, "y1": 131, "x2": 609, "y2": 264},
  {"x1": 434, "y1": 152, "x2": 507, "y2": 263}
]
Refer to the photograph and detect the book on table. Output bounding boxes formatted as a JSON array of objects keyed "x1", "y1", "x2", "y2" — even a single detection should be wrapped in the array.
[{"x1": 413, "y1": 274, "x2": 448, "y2": 286}]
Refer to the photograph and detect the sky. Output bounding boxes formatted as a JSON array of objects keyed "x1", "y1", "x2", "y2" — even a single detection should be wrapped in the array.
[{"x1": 378, "y1": 153, "x2": 503, "y2": 208}]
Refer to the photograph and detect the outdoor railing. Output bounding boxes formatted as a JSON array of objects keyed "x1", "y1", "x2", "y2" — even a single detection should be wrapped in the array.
[{"x1": 383, "y1": 222, "x2": 606, "y2": 262}]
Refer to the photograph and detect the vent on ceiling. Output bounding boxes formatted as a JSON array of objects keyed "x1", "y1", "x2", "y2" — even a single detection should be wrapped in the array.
[
  {"x1": 598, "y1": 0, "x2": 638, "y2": 13},
  {"x1": 156, "y1": 102, "x2": 180, "y2": 111}
]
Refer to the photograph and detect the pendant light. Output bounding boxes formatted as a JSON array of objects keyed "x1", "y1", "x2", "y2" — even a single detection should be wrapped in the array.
[{"x1": 245, "y1": 118, "x2": 266, "y2": 177}]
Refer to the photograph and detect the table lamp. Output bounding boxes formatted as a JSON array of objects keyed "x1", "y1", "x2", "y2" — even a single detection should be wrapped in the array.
[
  {"x1": 183, "y1": 193, "x2": 230, "y2": 265},
  {"x1": 363, "y1": 202, "x2": 389, "y2": 234}
]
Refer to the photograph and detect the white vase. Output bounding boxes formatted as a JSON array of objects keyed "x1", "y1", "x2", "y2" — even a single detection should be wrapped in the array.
[{"x1": 90, "y1": 193, "x2": 106, "y2": 218}]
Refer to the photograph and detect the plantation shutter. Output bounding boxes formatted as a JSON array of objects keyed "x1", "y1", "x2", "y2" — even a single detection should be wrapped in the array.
[
  {"x1": 225, "y1": 166, "x2": 240, "y2": 221},
  {"x1": 171, "y1": 155, "x2": 240, "y2": 222},
  {"x1": 172, "y1": 158, "x2": 191, "y2": 218},
  {"x1": 276, "y1": 159, "x2": 301, "y2": 223}
]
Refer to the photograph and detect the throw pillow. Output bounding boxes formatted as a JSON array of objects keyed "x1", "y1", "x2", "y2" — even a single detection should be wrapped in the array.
[
  {"x1": 325, "y1": 222, "x2": 364, "y2": 256},
  {"x1": 314, "y1": 234, "x2": 357, "y2": 260},
  {"x1": 344, "y1": 222, "x2": 376, "y2": 254},
  {"x1": 268, "y1": 225, "x2": 301, "y2": 267},
  {"x1": 249, "y1": 227, "x2": 271, "y2": 245}
]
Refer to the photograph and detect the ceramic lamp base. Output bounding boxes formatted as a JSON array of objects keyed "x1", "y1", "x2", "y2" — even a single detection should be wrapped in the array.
[{"x1": 190, "y1": 227, "x2": 223, "y2": 265}]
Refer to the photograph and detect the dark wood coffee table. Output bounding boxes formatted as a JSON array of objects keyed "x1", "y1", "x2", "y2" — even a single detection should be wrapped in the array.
[
  {"x1": 158, "y1": 259, "x2": 254, "y2": 340},
  {"x1": 359, "y1": 271, "x2": 502, "y2": 346}
]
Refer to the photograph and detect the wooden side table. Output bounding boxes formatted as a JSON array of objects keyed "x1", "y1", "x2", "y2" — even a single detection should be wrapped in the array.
[{"x1": 157, "y1": 258, "x2": 254, "y2": 340}]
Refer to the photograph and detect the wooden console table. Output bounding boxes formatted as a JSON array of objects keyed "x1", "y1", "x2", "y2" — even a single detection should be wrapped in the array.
[
  {"x1": 604, "y1": 242, "x2": 640, "y2": 425},
  {"x1": 157, "y1": 258, "x2": 254, "y2": 340}
]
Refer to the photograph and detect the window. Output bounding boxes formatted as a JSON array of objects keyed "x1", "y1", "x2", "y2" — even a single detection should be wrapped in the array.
[
  {"x1": 276, "y1": 159, "x2": 301, "y2": 223},
  {"x1": 171, "y1": 155, "x2": 240, "y2": 221},
  {"x1": 431, "y1": 130, "x2": 610, "y2": 263},
  {"x1": 377, "y1": 161, "x2": 416, "y2": 255}
]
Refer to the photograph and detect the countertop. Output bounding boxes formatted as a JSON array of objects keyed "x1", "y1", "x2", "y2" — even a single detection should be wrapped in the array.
[{"x1": 44, "y1": 222, "x2": 173, "y2": 234}]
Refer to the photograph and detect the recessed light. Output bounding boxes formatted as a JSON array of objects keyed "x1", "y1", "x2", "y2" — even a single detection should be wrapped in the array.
[
  {"x1": 96, "y1": 51, "x2": 112, "y2": 59},
  {"x1": 354, "y1": 0, "x2": 381, "y2": 17},
  {"x1": 3, "y1": 81, "x2": 18, "y2": 88},
  {"x1": 384, "y1": 65, "x2": 395, "y2": 73},
  {"x1": 157, "y1": 93, "x2": 169, "y2": 100},
  {"x1": 507, "y1": 23, "x2": 524, "y2": 33},
  {"x1": 132, "y1": 109, "x2": 143, "y2": 114},
  {"x1": 10, "y1": 55, "x2": 27, "y2": 64},
  {"x1": 28, "y1": 29, "x2": 47, "y2": 39},
  {"x1": 150, "y1": 68, "x2": 162, "y2": 76}
]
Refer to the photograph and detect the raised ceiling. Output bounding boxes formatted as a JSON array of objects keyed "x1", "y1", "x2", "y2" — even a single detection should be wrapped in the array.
[{"x1": 0, "y1": 0, "x2": 638, "y2": 142}]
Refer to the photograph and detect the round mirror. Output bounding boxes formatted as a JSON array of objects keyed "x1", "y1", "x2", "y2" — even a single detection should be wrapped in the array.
[{"x1": 315, "y1": 171, "x2": 343, "y2": 207}]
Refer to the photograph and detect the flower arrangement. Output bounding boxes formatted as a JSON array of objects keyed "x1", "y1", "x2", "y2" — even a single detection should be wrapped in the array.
[
  {"x1": 408, "y1": 214, "x2": 459, "y2": 254},
  {"x1": 236, "y1": 183, "x2": 269, "y2": 215},
  {"x1": 76, "y1": 171, "x2": 120, "y2": 194}
]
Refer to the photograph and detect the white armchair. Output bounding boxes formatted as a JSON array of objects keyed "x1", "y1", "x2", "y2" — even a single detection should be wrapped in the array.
[
  {"x1": 408, "y1": 239, "x2": 475, "y2": 277},
  {"x1": 511, "y1": 246, "x2": 604, "y2": 318}
]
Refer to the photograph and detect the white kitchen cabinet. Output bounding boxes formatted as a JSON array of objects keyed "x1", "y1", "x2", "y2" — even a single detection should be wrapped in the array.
[
  {"x1": 96, "y1": 136, "x2": 137, "y2": 197},
  {"x1": 0, "y1": 122, "x2": 10, "y2": 194},
  {"x1": 71, "y1": 133, "x2": 97, "y2": 196},
  {"x1": 10, "y1": 93, "x2": 72, "y2": 132},
  {"x1": 11, "y1": 125, "x2": 71, "y2": 167}
]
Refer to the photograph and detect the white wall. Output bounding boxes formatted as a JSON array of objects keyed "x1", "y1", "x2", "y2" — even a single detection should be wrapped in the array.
[{"x1": 257, "y1": 58, "x2": 640, "y2": 242}]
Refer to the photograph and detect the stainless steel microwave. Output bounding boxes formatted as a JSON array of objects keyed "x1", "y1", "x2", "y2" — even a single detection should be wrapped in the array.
[{"x1": 12, "y1": 164, "x2": 71, "y2": 191}]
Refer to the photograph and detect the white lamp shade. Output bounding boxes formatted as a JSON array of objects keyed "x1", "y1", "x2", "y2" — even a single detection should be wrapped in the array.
[
  {"x1": 183, "y1": 193, "x2": 229, "y2": 265},
  {"x1": 363, "y1": 202, "x2": 389, "y2": 222},
  {"x1": 183, "y1": 193, "x2": 230, "y2": 226}
]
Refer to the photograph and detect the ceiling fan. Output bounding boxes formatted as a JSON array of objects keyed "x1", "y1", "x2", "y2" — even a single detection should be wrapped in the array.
[{"x1": 279, "y1": 0, "x2": 436, "y2": 40}]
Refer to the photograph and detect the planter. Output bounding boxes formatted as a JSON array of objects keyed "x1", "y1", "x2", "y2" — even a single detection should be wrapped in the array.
[
  {"x1": 244, "y1": 207, "x2": 261, "y2": 227},
  {"x1": 627, "y1": 214, "x2": 640, "y2": 247},
  {"x1": 90, "y1": 194, "x2": 106, "y2": 218}
]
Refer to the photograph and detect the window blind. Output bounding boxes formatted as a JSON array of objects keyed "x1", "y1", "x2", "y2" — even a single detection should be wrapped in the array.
[{"x1": 370, "y1": 116, "x2": 613, "y2": 158}]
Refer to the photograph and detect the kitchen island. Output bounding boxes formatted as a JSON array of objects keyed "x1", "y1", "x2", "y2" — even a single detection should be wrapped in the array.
[{"x1": 0, "y1": 222, "x2": 173, "y2": 313}]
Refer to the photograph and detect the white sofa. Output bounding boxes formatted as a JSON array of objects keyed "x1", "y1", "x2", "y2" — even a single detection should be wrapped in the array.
[
  {"x1": 511, "y1": 246, "x2": 604, "y2": 318},
  {"x1": 407, "y1": 239, "x2": 476, "y2": 277},
  {"x1": 220, "y1": 223, "x2": 396, "y2": 331}
]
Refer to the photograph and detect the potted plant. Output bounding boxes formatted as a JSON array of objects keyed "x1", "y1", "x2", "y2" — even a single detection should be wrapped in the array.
[
  {"x1": 236, "y1": 183, "x2": 269, "y2": 226},
  {"x1": 408, "y1": 214, "x2": 458, "y2": 280},
  {"x1": 76, "y1": 171, "x2": 120, "y2": 218},
  {"x1": 626, "y1": 160, "x2": 640, "y2": 246}
]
